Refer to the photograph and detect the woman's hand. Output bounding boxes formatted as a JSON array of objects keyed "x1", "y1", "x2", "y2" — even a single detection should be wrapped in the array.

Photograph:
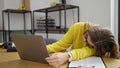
[{"x1": 45, "y1": 52, "x2": 69, "y2": 68}]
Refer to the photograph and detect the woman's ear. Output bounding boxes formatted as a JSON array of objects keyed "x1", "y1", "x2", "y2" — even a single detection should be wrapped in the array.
[
  {"x1": 83, "y1": 36, "x2": 86, "y2": 42},
  {"x1": 104, "y1": 52, "x2": 110, "y2": 58},
  {"x1": 83, "y1": 32, "x2": 88, "y2": 42}
]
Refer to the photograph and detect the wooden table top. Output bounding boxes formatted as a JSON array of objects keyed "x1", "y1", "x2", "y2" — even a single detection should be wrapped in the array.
[
  {"x1": 0, "y1": 48, "x2": 67, "y2": 68},
  {"x1": 0, "y1": 48, "x2": 120, "y2": 68}
]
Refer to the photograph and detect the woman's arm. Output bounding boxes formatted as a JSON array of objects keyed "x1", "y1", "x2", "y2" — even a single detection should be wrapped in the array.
[
  {"x1": 47, "y1": 24, "x2": 75, "y2": 53},
  {"x1": 69, "y1": 46, "x2": 94, "y2": 61},
  {"x1": 45, "y1": 46, "x2": 94, "y2": 67}
]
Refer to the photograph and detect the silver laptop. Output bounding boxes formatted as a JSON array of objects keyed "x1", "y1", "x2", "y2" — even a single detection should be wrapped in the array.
[{"x1": 11, "y1": 35, "x2": 49, "y2": 64}]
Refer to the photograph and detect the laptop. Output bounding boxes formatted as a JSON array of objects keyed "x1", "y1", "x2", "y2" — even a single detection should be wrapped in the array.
[{"x1": 11, "y1": 35, "x2": 49, "y2": 64}]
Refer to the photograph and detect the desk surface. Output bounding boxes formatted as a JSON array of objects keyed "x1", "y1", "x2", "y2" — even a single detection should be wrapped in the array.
[
  {"x1": 0, "y1": 48, "x2": 120, "y2": 68},
  {"x1": 0, "y1": 48, "x2": 67, "y2": 68}
]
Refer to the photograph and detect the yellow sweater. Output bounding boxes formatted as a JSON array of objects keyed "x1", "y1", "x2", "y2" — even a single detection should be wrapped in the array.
[{"x1": 47, "y1": 22, "x2": 94, "y2": 61}]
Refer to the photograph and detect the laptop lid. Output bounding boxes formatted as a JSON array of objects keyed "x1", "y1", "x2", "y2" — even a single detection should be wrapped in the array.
[{"x1": 11, "y1": 35, "x2": 49, "y2": 64}]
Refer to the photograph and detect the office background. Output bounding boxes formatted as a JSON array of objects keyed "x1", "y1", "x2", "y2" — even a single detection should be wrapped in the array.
[{"x1": 0, "y1": 0, "x2": 118, "y2": 43}]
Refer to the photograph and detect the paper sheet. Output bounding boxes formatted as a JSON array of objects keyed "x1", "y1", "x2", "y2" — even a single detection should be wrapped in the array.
[{"x1": 69, "y1": 56, "x2": 106, "y2": 68}]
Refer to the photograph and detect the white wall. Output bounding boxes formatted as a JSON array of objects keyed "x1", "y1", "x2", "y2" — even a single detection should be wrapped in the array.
[
  {"x1": 79, "y1": 0, "x2": 110, "y2": 27},
  {"x1": 4, "y1": 0, "x2": 21, "y2": 9}
]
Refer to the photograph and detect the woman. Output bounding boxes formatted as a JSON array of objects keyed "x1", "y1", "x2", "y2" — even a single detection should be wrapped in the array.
[{"x1": 45, "y1": 22, "x2": 120, "y2": 67}]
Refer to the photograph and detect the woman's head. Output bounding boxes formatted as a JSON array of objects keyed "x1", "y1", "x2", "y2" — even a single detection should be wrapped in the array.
[{"x1": 84, "y1": 26, "x2": 120, "y2": 58}]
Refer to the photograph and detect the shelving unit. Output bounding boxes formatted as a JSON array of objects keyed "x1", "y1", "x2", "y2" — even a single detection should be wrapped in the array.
[
  {"x1": 36, "y1": 18, "x2": 56, "y2": 30},
  {"x1": 33, "y1": 4, "x2": 79, "y2": 38},
  {"x1": 2, "y1": 9, "x2": 32, "y2": 46}
]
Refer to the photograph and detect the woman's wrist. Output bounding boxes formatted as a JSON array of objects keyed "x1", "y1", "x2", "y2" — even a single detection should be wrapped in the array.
[
  {"x1": 66, "y1": 52, "x2": 72, "y2": 62},
  {"x1": 64, "y1": 52, "x2": 70, "y2": 61}
]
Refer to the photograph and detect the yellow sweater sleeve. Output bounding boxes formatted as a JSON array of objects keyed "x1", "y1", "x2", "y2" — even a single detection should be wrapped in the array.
[
  {"x1": 47, "y1": 23, "x2": 75, "y2": 53},
  {"x1": 70, "y1": 46, "x2": 94, "y2": 61},
  {"x1": 47, "y1": 22, "x2": 95, "y2": 60}
]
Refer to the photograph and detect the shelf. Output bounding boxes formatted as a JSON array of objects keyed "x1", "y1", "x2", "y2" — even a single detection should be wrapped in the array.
[
  {"x1": 0, "y1": 30, "x2": 3, "y2": 32},
  {"x1": 37, "y1": 19, "x2": 55, "y2": 21},
  {"x1": 2, "y1": 9, "x2": 32, "y2": 45},
  {"x1": 3, "y1": 9, "x2": 31, "y2": 13},
  {"x1": 33, "y1": 4, "x2": 79, "y2": 38},
  {"x1": 35, "y1": 28, "x2": 67, "y2": 34},
  {"x1": 2, "y1": 29, "x2": 32, "y2": 32},
  {"x1": 34, "y1": 28, "x2": 67, "y2": 31},
  {"x1": 33, "y1": 4, "x2": 79, "y2": 12}
]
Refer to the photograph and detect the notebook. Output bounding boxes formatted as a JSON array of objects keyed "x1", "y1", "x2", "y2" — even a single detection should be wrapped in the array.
[
  {"x1": 69, "y1": 56, "x2": 106, "y2": 68},
  {"x1": 12, "y1": 35, "x2": 49, "y2": 64}
]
